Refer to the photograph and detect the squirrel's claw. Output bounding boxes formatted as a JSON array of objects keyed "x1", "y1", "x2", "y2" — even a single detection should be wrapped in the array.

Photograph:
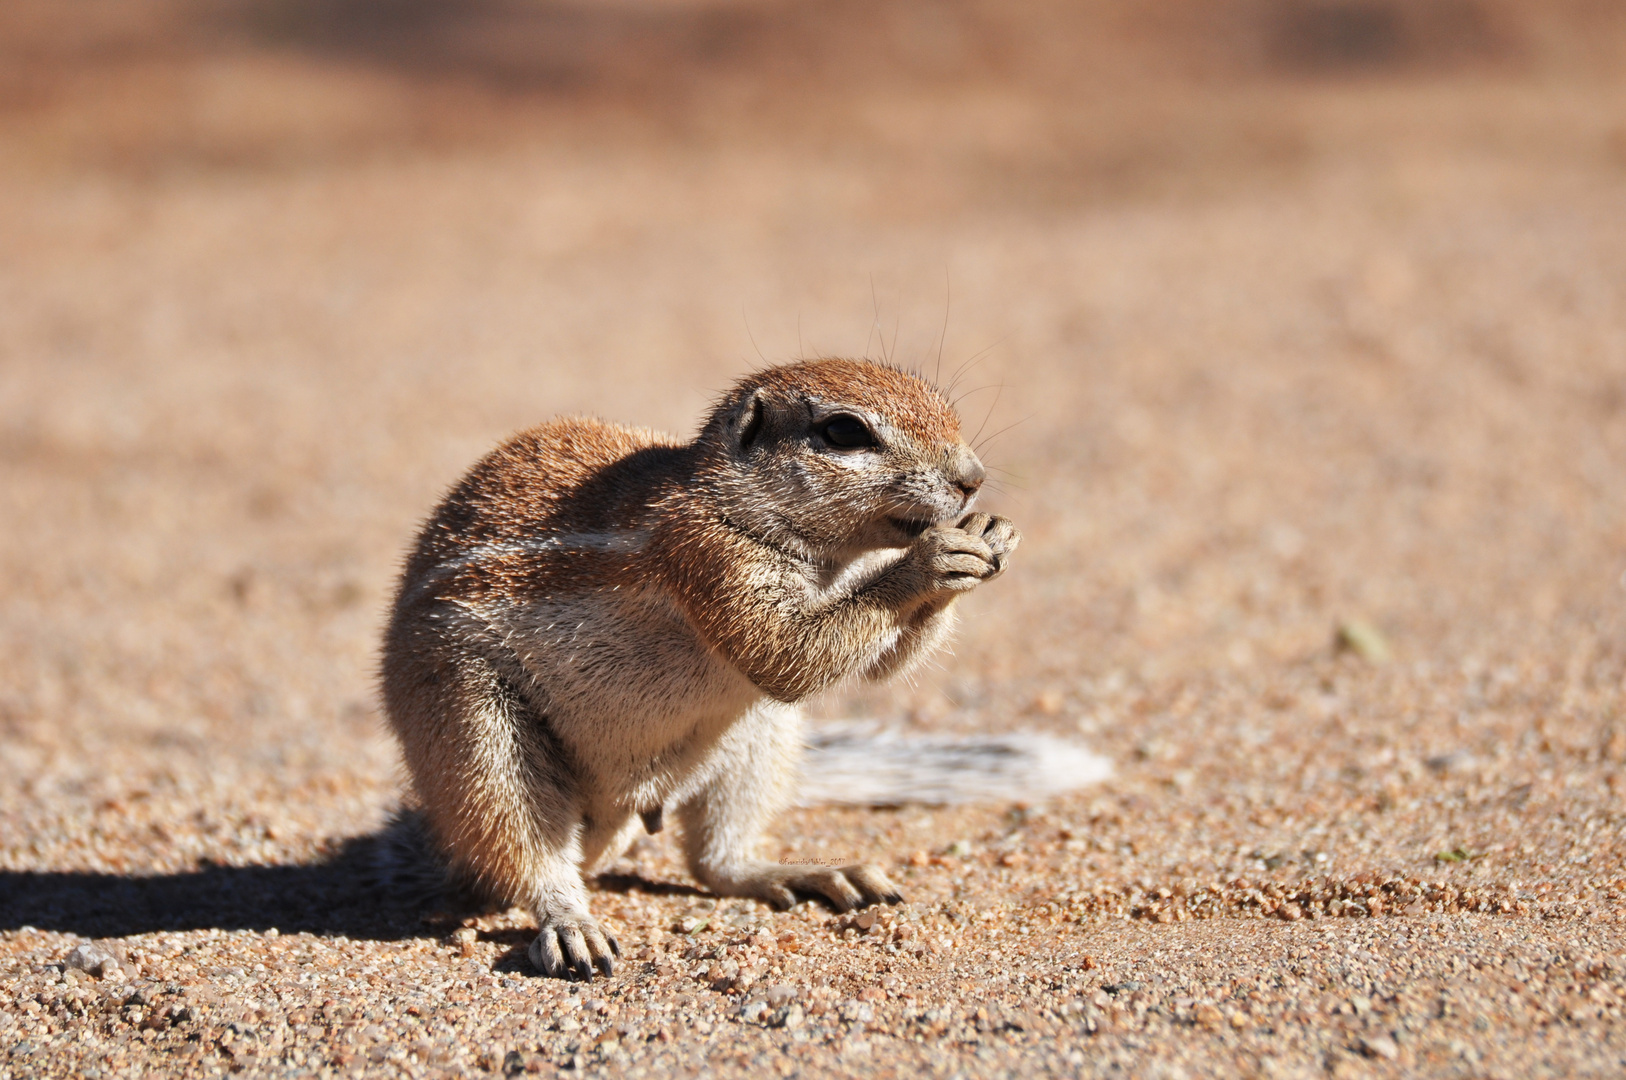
[
  {"x1": 529, "y1": 918, "x2": 618, "y2": 980},
  {"x1": 560, "y1": 925, "x2": 594, "y2": 980},
  {"x1": 841, "y1": 863, "x2": 906, "y2": 907}
]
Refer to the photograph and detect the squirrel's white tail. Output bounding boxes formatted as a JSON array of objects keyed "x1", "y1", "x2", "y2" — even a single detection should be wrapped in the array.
[{"x1": 797, "y1": 725, "x2": 1112, "y2": 807}]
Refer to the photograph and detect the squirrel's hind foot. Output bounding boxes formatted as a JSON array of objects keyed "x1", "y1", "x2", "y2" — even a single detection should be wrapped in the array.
[{"x1": 716, "y1": 860, "x2": 904, "y2": 913}]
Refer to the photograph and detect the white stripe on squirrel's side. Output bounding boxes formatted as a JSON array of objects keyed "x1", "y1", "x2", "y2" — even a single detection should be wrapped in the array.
[{"x1": 796, "y1": 725, "x2": 1113, "y2": 807}]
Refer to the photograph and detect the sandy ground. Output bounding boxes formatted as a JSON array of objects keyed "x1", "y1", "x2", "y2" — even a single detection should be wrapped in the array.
[{"x1": 3, "y1": 1, "x2": 1626, "y2": 1076}]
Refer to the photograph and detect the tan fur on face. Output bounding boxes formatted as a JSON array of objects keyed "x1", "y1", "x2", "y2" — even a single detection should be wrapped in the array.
[{"x1": 381, "y1": 358, "x2": 1020, "y2": 979}]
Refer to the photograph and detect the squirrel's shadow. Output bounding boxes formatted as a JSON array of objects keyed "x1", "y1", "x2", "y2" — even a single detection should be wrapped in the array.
[
  {"x1": 0, "y1": 834, "x2": 444, "y2": 942},
  {"x1": 0, "y1": 834, "x2": 704, "y2": 943}
]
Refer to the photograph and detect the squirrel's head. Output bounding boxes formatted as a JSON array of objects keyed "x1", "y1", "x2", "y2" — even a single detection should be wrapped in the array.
[{"x1": 699, "y1": 358, "x2": 986, "y2": 559}]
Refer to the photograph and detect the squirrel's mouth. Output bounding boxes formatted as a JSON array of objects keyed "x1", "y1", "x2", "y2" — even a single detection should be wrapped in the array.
[{"x1": 885, "y1": 515, "x2": 936, "y2": 539}]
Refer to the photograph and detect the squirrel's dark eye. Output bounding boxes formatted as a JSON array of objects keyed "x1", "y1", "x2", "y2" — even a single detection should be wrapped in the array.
[{"x1": 819, "y1": 414, "x2": 876, "y2": 450}]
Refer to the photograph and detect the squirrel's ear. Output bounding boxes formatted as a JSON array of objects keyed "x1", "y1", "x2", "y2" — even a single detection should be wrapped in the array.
[{"x1": 735, "y1": 390, "x2": 765, "y2": 454}]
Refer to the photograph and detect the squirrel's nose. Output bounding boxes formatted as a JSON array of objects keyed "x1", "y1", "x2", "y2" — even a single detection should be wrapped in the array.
[{"x1": 952, "y1": 450, "x2": 986, "y2": 501}]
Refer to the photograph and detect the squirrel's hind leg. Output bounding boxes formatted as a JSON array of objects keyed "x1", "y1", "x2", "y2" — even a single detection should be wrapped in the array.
[
  {"x1": 676, "y1": 702, "x2": 904, "y2": 913},
  {"x1": 382, "y1": 645, "x2": 618, "y2": 979}
]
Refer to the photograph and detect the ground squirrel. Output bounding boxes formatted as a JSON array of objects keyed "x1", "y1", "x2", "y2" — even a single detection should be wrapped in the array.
[{"x1": 381, "y1": 357, "x2": 1020, "y2": 979}]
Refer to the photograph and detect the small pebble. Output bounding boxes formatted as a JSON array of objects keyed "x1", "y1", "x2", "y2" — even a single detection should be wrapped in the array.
[
  {"x1": 65, "y1": 943, "x2": 121, "y2": 981},
  {"x1": 1360, "y1": 1034, "x2": 1401, "y2": 1061}
]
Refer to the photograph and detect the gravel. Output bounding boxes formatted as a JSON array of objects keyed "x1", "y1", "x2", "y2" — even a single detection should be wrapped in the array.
[{"x1": 3, "y1": 1, "x2": 1626, "y2": 1077}]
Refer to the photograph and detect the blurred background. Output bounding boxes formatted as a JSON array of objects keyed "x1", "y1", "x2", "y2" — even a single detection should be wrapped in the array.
[{"x1": 2, "y1": 0, "x2": 1624, "y2": 870}]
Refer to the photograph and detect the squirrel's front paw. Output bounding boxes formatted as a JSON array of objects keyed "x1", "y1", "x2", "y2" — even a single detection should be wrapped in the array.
[
  {"x1": 918, "y1": 512, "x2": 1022, "y2": 591},
  {"x1": 725, "y1": 861, "x2": 904, "y2": 912},
  {"x1": 528, "y1": 913, "x2": 620, "y2": 980}
]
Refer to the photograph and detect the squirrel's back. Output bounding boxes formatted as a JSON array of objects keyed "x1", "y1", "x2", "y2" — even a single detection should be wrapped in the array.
[
  {"x1": 407, "y1": 416, "x2": 687, "y2": 550},
  {"x1": 395, "y1": 418, "x2": 689, "y2": 610}
]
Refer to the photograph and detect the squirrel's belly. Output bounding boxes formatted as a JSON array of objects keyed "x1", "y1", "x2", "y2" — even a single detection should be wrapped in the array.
[{"x1": 487, "y1": 588, "x2": 764, "y2": 789}]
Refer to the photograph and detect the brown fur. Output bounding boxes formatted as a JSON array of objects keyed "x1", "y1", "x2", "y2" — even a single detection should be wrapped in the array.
[{"x1": 381, "y1": 358, "x2": 1019, "y2": 979}]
